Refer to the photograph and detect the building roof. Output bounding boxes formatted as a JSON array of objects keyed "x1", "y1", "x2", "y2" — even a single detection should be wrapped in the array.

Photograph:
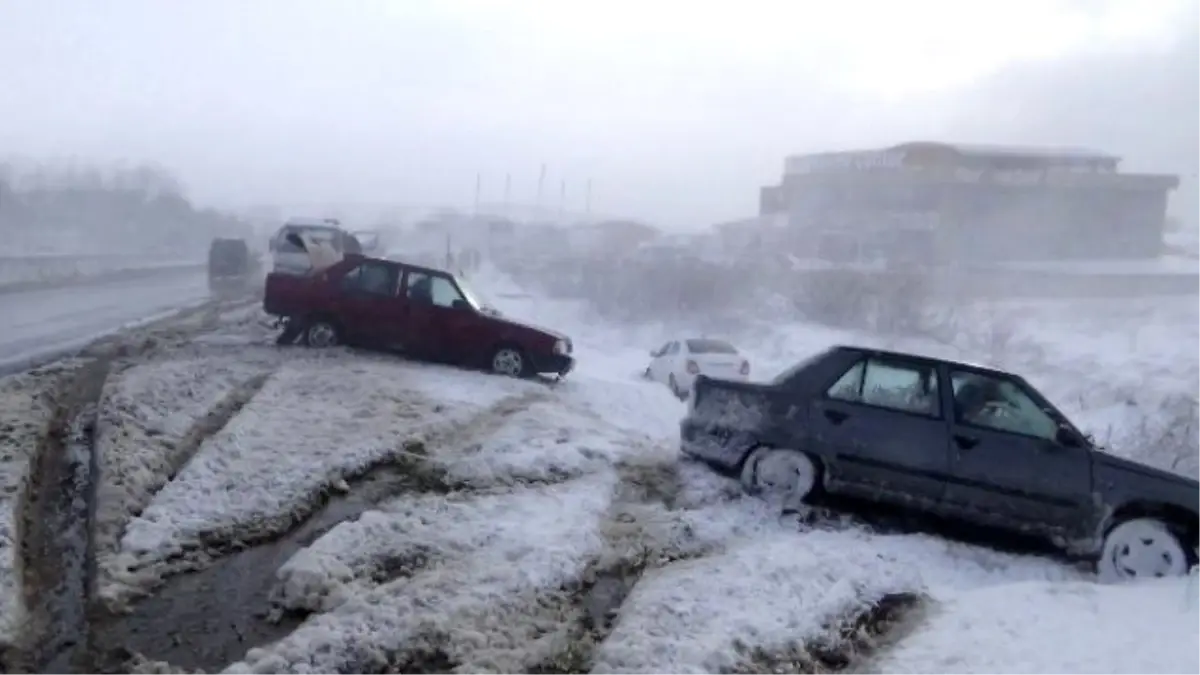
[{"x1": 888, "y1": 141, "x2": 1120, "y2": 163}]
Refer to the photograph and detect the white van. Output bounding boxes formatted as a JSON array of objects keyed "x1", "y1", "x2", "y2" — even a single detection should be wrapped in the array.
[{"x1": 269, "y1": 219, "x2": 361, "y2": 276}]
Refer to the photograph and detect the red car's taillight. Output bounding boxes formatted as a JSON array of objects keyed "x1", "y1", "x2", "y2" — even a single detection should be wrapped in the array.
[
  {"x1": 740, "y1": 360, "x2": 750, "y2": 375},
  {"x1": 686, "y1": 360, "x2": 700, "y2": 375}
]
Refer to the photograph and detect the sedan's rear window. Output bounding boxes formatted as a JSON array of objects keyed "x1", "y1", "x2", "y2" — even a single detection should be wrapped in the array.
[
  {"x1": 770, "y1": 348, "x2": 835, "y2": 386},
  {"x1": 686, "y1": 339, "x2": 737, "y2": 354}
]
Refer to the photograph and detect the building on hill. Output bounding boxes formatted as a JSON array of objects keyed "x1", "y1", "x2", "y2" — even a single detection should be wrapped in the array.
[{"x1": 755, "y1": 141, "x2": 1180, "y2": 264}]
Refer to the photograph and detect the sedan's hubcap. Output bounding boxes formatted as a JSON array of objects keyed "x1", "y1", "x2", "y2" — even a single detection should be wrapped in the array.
[
  {"x1": 308, "y1": 323, "x2": 337, "y2": 348},
  {"x1": 754, "y1": 450, "x2": 816, "y2": 499},
  {"x1": 493, "y1": 349, "x2": 523, "y2": 376},
  {"x1": 1111, "y1": 529, "x2": 1184, "y2": 579}
]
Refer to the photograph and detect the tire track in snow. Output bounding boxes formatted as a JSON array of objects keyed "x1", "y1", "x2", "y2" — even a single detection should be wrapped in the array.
[
  {"x1": 0, "y1": 360, "x2": 84, "y2": 669},
  {"x1": 94, "y1": 366, "x2": 274, "y2": 612},
  {"x1": 727, "y1": 592, "x2": 925, "y2": 674},
  {"x1": 0, "y1": 293, "x2": 263, "y2": 673},
  {"x1": 274, "y1": 388, "x2": 561, "y2": 598},
  {"x1": 161, "y1": 372, "x2": 273, "y2": 497},
  {"x1": 93, "y1": 386, "x2": 553, "y2": 674},
  {"x1": 15, "y1": 357, "x2": 109, "y2": 673}
]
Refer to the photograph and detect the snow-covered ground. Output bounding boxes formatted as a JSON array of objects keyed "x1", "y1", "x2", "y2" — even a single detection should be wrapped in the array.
[
  {"x1": 93, "y1": 355, "x2": 278, "y2": 608},
  {"x1": 0, "y1": 361, "x2": 84, "y2": 650},
  {"x1": 2, "y1": 262, "x2": 1197, "y2": 672},
  {"x1": 873, "y1": 575, "x2": 1200, "y2": 674},
  {"x1": 103, "y1": 353, "x2": 543, "y2": 606}
]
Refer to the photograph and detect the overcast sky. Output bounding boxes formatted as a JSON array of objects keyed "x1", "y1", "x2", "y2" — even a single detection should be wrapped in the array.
[{"x1": 0, "y1": 0, "x2": 1195, "y2": 228}]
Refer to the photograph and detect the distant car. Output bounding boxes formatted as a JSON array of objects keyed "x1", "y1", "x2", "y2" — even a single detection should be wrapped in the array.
[
  {"x1": 262, "y1": 253, "x2": 574, "y2": 379},
  {"x1": 680, "y1": 344, "x2": 1199, "y2": 582},
  {"x1": 645, "y1": 338, "x2": 750, "y2": 399},
  {"x1": 207, "y1": 238, "x2": 255, "y2": 293}
]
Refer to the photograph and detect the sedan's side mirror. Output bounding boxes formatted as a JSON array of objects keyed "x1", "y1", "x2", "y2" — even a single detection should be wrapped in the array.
[{"x1": 1055, "y1": 425, "x2": 1084, "y2": 448}]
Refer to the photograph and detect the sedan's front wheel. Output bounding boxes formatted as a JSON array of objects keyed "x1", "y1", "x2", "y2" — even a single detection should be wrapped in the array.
[
  {"x1": 740, "y1": 448, "x2": 819, "y2": 503},
  {"x1": 490, "y1": 345, "x2": 529, "y2": 378},
  {"x1": 1098, "y1": 517, "x2": 1191, "y2": 582}
]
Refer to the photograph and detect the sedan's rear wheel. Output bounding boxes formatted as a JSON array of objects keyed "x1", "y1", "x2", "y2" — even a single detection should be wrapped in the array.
[
  {"x1": 668, "y1": 374, "x2": 686, "y2": 400},
  {"x1": 1099, "y1": 518, "x2": 1190, "y2": 582},
  {"x1": 740, "y1": 448, "x2": 819, "y2": 503},
  {"x1": 303, "y1": 318, "x2": 341, "y2": 348}
]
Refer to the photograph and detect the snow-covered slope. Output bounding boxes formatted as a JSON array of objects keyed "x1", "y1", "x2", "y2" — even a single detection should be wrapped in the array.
[{"x1": 2, "y1": 263, "x2": 1194, "y2": 673}]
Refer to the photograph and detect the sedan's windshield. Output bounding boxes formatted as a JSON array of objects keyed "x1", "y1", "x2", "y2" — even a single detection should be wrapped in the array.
[{"x1": 454, "y1": 275, "x2": 491, "y2": 311}]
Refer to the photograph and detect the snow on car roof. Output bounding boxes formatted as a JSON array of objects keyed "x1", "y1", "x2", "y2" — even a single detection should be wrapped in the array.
[{"x1": 839, "y1": 344, "x2": 1007, "y2": 374}]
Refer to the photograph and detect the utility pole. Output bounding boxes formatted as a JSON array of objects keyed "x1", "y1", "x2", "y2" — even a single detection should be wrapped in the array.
[
  {"x1": 503, "y1": 173, "x2": 511, "y2": 217},
  {"x1": 536, "y1": 163, "x2": 546, "y2": 212},
  {"x1": 473, "y1": 172, "x2": 481, "y2": 216},
  {"x1": 558, "y1": 178, "x2": 566, "y2": 222}
]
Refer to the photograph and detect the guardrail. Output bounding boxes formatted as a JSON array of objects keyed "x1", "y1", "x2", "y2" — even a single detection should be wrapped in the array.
[{"x1": 0, "y1": 254, "x2": 205, "y2": 292}]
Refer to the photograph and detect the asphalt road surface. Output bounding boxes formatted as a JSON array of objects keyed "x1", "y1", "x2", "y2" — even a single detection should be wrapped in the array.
[{"x1": 0, "y1": 269, "x2": 214, "y2": 374}]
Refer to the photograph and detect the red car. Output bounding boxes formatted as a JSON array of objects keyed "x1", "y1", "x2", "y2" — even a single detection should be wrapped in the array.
[{"x1": 263, "y1": 254, "x2": 574, "y2": 378}]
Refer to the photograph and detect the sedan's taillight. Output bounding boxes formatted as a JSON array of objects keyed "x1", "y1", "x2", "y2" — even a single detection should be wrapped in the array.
[
  {"x1": 686, "y1": 360, "x2": 700, "y2": 375},
  {"x1": 740, "y1": 360, "x2": 750, "y2": 376}
]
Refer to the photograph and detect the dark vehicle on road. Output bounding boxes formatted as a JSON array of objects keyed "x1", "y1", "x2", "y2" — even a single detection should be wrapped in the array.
[
  {"x1": 681, "y1": 345, "x2": 1199, "y2": 581},
  {"x1": 207, "y1": 238, "x2": 255, "y2": 293},
  {"x1": 262, "y1": 254, "x2": 574, "y2": 379}
]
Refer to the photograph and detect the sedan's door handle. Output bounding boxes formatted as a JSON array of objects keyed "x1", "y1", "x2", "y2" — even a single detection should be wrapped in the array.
[
  {"x1": 953, "y1": 434, "x2": 981, "y2": 450},
  {"x1": 823, "y1": 409, "x2": 849, "y2": 425}
]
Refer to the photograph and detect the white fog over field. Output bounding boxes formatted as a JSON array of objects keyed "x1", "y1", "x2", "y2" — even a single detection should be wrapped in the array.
[{"x1": 0, "y1": 1, "x2": 1196, "y2": 673}]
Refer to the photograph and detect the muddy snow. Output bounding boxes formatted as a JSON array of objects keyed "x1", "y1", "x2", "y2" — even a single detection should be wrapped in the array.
[
  {"x1": 93, "y1": 356, "x2": 276, "y2": 609},
  {"x1": 0, "y1": 278, "x2": 1196, "y2": 673},
  {"x1": 0, "y1": 361, "x2": 84, "y2": 653}
]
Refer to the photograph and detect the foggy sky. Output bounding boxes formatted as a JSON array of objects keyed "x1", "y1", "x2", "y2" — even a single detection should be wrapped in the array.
[
  {"x1": 0, "y1": 0, "x2": 1194, "y2": 229},
  {"x1": 943, "y1": 0, "x2": 1199, "y2": 225}
]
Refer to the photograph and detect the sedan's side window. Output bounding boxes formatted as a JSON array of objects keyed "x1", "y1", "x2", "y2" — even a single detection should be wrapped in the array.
[
  {"x1": 827, "y1": 361, "x2": 865, "y2": 401},
  {"x1": 652, "y1": 342, "x2": 670, "y2": 357},
  {"x1": 341, "y1": 262, "x2": 396, "y2": 296},
  {"x1": 666, "y1": 342, "x2": 680, "y2": 355},
  {"x1": 950, "y1": 371, "x2": 1058, "y2": 441},
  {"x1": 827, "y1": 358, "x2": 939, "y2": 417},
  {"x1": 428, "y1": 276, "x2": 465, "y2": 308}
]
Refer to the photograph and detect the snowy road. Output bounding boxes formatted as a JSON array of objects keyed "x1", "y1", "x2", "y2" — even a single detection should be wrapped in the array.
[{"x1": 0, "y1": 268, "x2": 214, "y2": 374}]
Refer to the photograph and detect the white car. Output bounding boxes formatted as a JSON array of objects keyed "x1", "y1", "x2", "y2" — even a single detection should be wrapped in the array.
[
  {"x1": 644, "y1": 338, "x2": 750, "y2": 399},
  {"x1": 269, "y1": 219, "x2": 356, "y2": 276}
]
